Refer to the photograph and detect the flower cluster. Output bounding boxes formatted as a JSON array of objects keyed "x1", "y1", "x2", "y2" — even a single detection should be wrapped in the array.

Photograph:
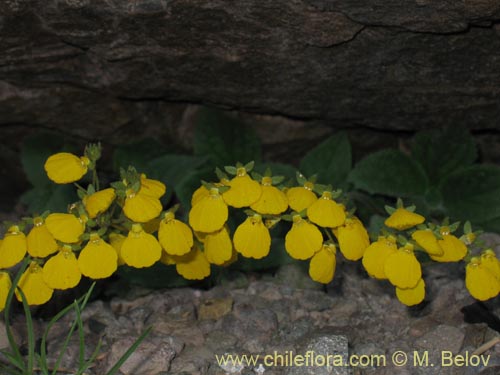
[{"x1": 0, "y1": 145, "x2": 497, "y2": 312}]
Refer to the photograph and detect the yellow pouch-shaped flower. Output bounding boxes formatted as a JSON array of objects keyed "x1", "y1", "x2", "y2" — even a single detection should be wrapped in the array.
[
  {"x1": 78, "y1": 233, "x2": 118, "y2": 279},
  {"x1": 362, "y1": 236, "x2": 397, "y2": 279},
  {"x1": 109, "y1": 232, "x2": 126, "y2": 265},
  {"x1": 27, "y1": 217, "x2": 58, "y2": 258},
  {"x1": 335, "y1": 217, "x2": 369, "y2": 261},
  {"x1": 466, "y1": 257, "x2": 500, "y2": 301},
  {"x1": 43, "y1": 246, "x2": 81, "y2": 290},
  {"x1": 233, "y1": 214, "x2": 271, "y2": 259},
  {"x1": 16, "y1": 262, "x2": 53, "y2": 305},
  {"x1": 222, "y1": 171, "x2": 262, "y2": 208},
  {"x1": 45, "y1": 213, "x2": 85, "y2": 243},
  {"x1": 158, "y1": 212, "x2": 193, "y2": 256},
  {"x1": 189, "y1": 188, "x2": 228, "y2": 233},
  {"x1": 121, "y1": 224, "x2": 162, "y2": 268},
  {"x1": 0, "y1": 226, "x2": 27, "y2": 269},
  {"x1": 431, "y1": 233, "x2": 467, "y2": 262},
  {"x1": 396, "y1": 278, "x2": 425, "y2": 306},
  {"x1": 83, "y1": 188, "x2": 116, "y2": 218},
  {"x1": 123, "y1": 189, "x2": 162, "y2": 223},
  {"x1": 44, "y1": 152, "x2": 89, "y2": 184},
  {"x1": 0, "y1": 271, "x2": 12, "y2": 312},
  {"x1": 481, "y1": 249, "x2": 500, "y2": 280},
  {"x1": 307, "y1": 191, "x2": 345, "y2": 228},
  {"x1": 175, "y1": 247, "x2": 211, "y2": 280},
  {"x1": 250, "y1": 177, "x2": 288, "y2": 215},
  {"x1": 411, "y1": 229, "x2": 443, "y2": 256},
  {"x1": 204, "y1": 227, "x2": 233, "y2": 265},
  {"x1": 140, "y1": 174, "x2": 166, "y2": 198},
  {"x1": 286, "y1": 185, "x2": 317, "y2": 212},
  {"x1": 384, "y1": 245, "x2": 422, "y2": 289},
  {"x1": 309, "y1": 243, "x2": 336, "y2": 284},
  {"x1": 285, "y1": 215, "x2": 323, "y2": 260},
  {"x1": 384, "y1": 208, "x2": 424, "y2": 230}
]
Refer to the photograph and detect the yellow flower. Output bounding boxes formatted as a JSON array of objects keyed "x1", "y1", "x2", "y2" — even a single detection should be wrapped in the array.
[
  {"x1": 123, "y1": 188, "x2": 162, "y2": 223},
  {"x1": 222, "y1": 168, "x2": 262, "y2": 208},
  {"x1": 286, "y1": 182, "x2": 317, "y2": 212},
  {"x1": 16, "y1": 262, "x2": 53, "y2": 305},
  {"x1": 27, "y1": 217, "x2": 58, "y2": 258},
  {"x1": 121, "y1": 224, "x2": 162, "y2": 268},
  {"x1": 362, "y1": 236, "x2": 397, "y2": 279},
  {"x1": 0, "y1": 271, "x2": 12, "y2": 312},
  {"x1": 384, "y1": 244, "x2": 422, "y2": 289},
  {"x1": 411, "y1": 229, "x2": 443, "y2": 256},
  {"x1": 44, "y1": 152, "x2": 89, "y2": 184},
  {"x1": 0, "y1": 226, "x2": 27, "y2": 269},
  {"x1": 430, "y1": 228, "x2": 467, "y2": 262},
  {"x1": 285, "y1": 215, "x2": 323, "y2": 260},
  {"x1": 191, "y1": 185, "x2": 209, "y2": 207},
  {"x1": 109, "y1": 233, "x2": 126, "y2": 265},
  {"x1": 481, "y1": 249, "x2": 500, "y2": 280},
  {"x1": 175, "y1": 246, "x2": 211, "y2": 280},
  {"x1": 396, "y1": 278, "x2": 425, "y2": 306},
  {"x1": 465, "y1": 257, "x2": 500, "y2": 301},
  {"x1": 233, "y1": 214, "x2": 271, "y2": 259},
  {"x1": 158, "y1": 212, "x2": 193, "y2": 256},
  {"x1": 306, "y1": 191, "x2": 345, "y2": 228},
  {"x1": 189, "y1": 187, "x2": 228, "y2": 233},
  {"x1": 204, "y1": 227, "x2": 233, "y2": 265},
  {"x1": 335, "y1": 217, "x2": 369, "y2": 261},
  {"x1": 43, "y1": 245, "x2": 81, "y2": 290},
  {"x1": 45, "y1": 213, "x2": 85, "y2": 243},
  {"x1": 309, "y1": 243, "x2": 336, "y2": 284},
  {"x1": 140, "y1": 174, "x2": 166, "y2": 198},
  {"x1": 384, "y1": 208, "x2": 424, "y2": 230},
  {"x1": 78, "y1": 233, "x2": 117, "y2": 279},
  {"x1": 250, "y1": 177, "x2": 288, "y2": 215},
  {"x1": 83, "y1": 188, "x2": 116, "y2": 218}
]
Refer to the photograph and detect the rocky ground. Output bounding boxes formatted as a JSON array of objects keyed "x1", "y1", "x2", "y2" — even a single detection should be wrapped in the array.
[{"x1": 2, "y1": 236, "x2": 500, "y2": 375}]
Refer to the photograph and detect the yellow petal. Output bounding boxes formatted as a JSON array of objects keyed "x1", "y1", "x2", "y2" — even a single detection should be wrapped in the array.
[
  {"x1": 189, "y1": 188, "x2": 228, "y2": 233},
  {"x1": 204, "y1": 227, "x2": 233, "y2": 265},
  {"x1": 384, "y1": 246, "x2": 422, "y2": 289},
  {"x1": 286, "y1": 186, "x2": 317, "y2": 212},
  {"x1": 27, "y1": 218, "x2": 58, "y2": 258},
  {"x1": 466, "y1": 257, "x2": 500, "y2": 301},
  {"x1": 140, "y1": 174, "x2": 166, "y2": 198},
  {"x1": 109, "y1": 233, "x2": 126, "y2": 265},
  {"x1": 44, "y1": 153, "x2": 89, "y2": 184},
  {"x1": 191, "y1": 185, "x2": 209, "y2": 207},
  {"x1": 121, "y1": 224, "x2": 162, "y2": 268},
  {"x1": 384, "y1": 208, "x2": 424, "y2": 230},
  {"x1": 481, "y1": 250, "x2": 500, "y2": 280},
  {"x1": 0, "y1": 271, "x2": 12, "y2": 312},
  {"x1": 309, "y1": 243, "x2": 336, "y2": 284},
  {"x1": 431, "y1": 234, "x2": 467, "y2": 262},
  {"x1": 78, "y1": 234, "x2": 117, "y2": 279},
  {"x1": 411, "y1": 230, "x2": 443, "y2": 256},
  {"x1": 158, "y1": 212, "x2": 194, "y2": 256},
  {"x1": 362, "y1": 236, "x2": 397, "y2": 279},
  {"x1": 285, "y1": 216, "x2": 323, "y2": 260},
  {"x1": 45, "y1": 213, "x2": 85, "y2": 243},
  {"x1": 250, "y1": 185, "x2": 288, "y2": 215},
  {"x1": 306, "y1": 192, "x2": 345, "y2": 228},
  {"x1": 233, "y1": 215, "x2": 271, "y2": 259},
  {"x1": 123, "y1": 190, "x2": 162, "y2": 223},
  {"x1": 335, "y1": 217, "x2": 369, "y2": 261},
  {"x1": 43, "y1": 246, "x2": 81, "y2": 289},
  {"x1": 222, "y1": 173, "x2": 262, "y2": 208},
  {"x1": 16, "y1": 262, "x2": 53, "y2": 305},
  {"x1": 0, "y1": 226, "x2": 27, "y2": 269},
  {"x1": 396, "y1": 278, "x2": 425, "y2": 306},
  {"x1": 83, "y1": 188, "x2": 116, "y2": 219},
  {"x1": 175, "y1": 247, "x2": 211, "y2": 280}
]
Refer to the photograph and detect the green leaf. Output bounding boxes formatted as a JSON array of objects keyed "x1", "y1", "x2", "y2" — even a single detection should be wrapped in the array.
[
  {"x1": 411, "y1": 127, "x2": 477, "y2": 185},
  {"x1": 299, "y1": 132, "x2": 352, "y2": 188},
  {"x1": 254, "y1": 163, "x2": 296, "y2": 182},
  {"x1": 113, "y1": 139, "x2": 168, "y2": 174},
  {"x1": 441, "y1": 165, "x2": 500, "y2": 224},
  {"x1": 348, "y1": 149, "x2": 428, "y2": 197},
  {"x1": 20, "y1": 184, "x2": 78, "y2": 214},
  {"x1": 194, "y1": 108, "x2": 261, "y2": 167}
]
